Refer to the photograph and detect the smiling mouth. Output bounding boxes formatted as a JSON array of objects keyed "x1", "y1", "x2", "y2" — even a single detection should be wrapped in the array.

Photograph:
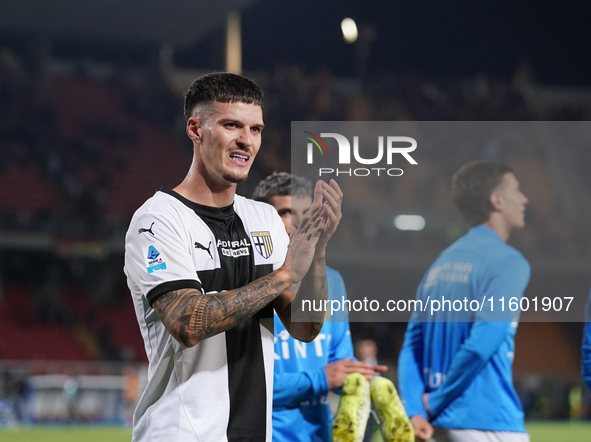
[{"x1": 229, "y1": 152, "x2": 249, "y2": 163}]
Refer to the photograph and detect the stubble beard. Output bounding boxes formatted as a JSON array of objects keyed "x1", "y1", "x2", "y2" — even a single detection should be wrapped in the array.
[{"x1": 223, "y1": 172, "x2": 248, "y2": 184}]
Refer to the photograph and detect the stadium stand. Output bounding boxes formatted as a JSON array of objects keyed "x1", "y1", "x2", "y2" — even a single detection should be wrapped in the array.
[{"x1": 0, "y1": 46, "x2": 590, "y2": 422}]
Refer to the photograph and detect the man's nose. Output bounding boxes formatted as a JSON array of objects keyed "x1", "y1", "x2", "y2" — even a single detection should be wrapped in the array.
[{"x1": 236, "y1": 128, "x2": 252, "y2": 148}]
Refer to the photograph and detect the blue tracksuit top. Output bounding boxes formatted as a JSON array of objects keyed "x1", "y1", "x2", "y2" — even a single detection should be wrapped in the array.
[
  {"x1": 398, "y1": 225, "x2": 531, "y2": 432},
  {"x1": 273, "y1": 266, "x2": 355, "y2": 442},
  {"x1": 581, "y1": 289, "x2": 591, "y2": 389}
]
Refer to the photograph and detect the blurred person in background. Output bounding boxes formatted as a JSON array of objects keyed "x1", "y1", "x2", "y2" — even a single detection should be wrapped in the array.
[
  {"x1": 124, "y1": 73, "x2": 343, "y2": 441},
  {"x1": 356, "y1": 339, "x2": 379, "y2": 367},
  {"x1": 399, "y1": 160, "x2": 531, "y2": 442},
  {"x1": 253, "y1": 172, "x2": 385, "y2": 442}
]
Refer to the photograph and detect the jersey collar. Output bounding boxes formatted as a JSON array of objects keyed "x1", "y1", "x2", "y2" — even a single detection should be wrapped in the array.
[{"x1": 160, "y1": 187, "x2": 235, "y2": 219}]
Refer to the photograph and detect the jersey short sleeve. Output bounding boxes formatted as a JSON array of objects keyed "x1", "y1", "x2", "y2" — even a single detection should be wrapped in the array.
[{"x1": 124, "y1": 200, "x2": 202, "y2": 306}]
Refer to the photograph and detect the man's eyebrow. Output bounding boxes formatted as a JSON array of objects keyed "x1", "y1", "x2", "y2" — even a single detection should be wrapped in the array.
[{"x1": 218, "y1": 118, "x2": 264, "y2": 130}]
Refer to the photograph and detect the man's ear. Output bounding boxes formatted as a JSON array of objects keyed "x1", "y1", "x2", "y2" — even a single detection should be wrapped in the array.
[
  {"x1": 186, "y1": 117, "x2": 202, "y2": 143},
  {"x1": 489, "y1": 190, "x2": 503, "y2": 211}
]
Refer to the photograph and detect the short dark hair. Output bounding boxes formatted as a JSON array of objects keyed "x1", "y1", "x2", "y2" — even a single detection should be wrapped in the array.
[
  {"x1": 451, "y1": 160, "x2": 513, "y2": 226},
  {"x1": 183, "y1": 72, "x2": 264, "y2": 121},
  {"x1": 252, "y1": 172, "x2": 313, "y2": 203}
]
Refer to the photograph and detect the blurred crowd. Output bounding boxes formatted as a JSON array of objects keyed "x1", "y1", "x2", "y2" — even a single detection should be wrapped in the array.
[
  {"x1": 1, "y1": 50, "x2": 589, "y2": 259},
  {"x1": 1, "y1": 47, "x2": 591, "y2": 422}
]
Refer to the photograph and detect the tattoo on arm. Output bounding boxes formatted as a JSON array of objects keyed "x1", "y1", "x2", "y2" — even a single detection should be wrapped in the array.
[
  {"x1": 281, "y1": 256, "x2": 328, "y2": 342},
  {"x1": 153, "y1": 273, "x2": 283, "y2": 347},
  {"x1": 303, "y1": 256, "x2": 329, "y2": 324}
]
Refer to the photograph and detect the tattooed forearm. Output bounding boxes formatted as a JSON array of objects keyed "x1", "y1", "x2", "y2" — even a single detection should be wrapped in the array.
[
  {"x1": 300, "y1": 257, "x2": 328, "y2": 320},
  {"x1": 153, "y1": 272, "x2": 286, "y2": 347},
  {"x1": 286, "y1": 256, "x2": 328, "y2": 342}
]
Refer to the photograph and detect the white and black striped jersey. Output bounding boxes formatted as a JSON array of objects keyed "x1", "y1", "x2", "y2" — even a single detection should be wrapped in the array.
[{"x1": 124, "y1": 188, "x2": 289, "y2": 442}]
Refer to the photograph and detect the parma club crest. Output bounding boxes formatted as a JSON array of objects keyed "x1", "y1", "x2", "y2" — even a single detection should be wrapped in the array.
[{"x1": 250, "y1": 231, "x2": 273, "y2": 259}]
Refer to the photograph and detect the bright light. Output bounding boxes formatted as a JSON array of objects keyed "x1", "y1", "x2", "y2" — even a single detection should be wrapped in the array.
[
  {"x1": 341, "y1": 18, "x2": 358, "y2": 43},
  {"x1": 394, "y1": 215, "x2": 426, "y2": 231}
]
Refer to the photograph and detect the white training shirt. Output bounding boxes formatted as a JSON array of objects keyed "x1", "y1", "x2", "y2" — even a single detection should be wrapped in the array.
[{"x1": 124, "y1": 189, "x2": 288, "y2": 442}]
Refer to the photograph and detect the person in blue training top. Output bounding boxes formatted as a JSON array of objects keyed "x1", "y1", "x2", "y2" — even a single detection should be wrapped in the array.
[
  {"x1": 253, "y1": 172, "x2": 387, "y2": 442},
  {"x1": 398, "y1": 160, "x2": 531, "y2": 442},
  {"x1": 581, "y1": 289, "x2": 591, "y2": 390}
]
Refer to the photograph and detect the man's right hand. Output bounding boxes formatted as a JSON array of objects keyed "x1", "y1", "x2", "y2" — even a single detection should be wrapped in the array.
[
  {"x1": 323, "y1": 357, "x2": 388, "y2": 390},
  {"x1": 410, "y1": 415, "x2": 434, "y2": 441}
]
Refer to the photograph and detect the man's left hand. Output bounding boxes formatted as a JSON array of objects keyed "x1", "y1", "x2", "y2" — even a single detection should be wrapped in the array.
[{"x1": 313, "y1": 179, "x2": 342, "y2": 253}]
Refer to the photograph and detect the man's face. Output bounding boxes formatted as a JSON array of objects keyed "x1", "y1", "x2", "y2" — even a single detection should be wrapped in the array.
[
  {"x1": 495, "y1": 172, "x2": 528, "y2": 230},
  {"x1": 268, "y1": 194, "x2": 313, "y2": 234},
  {"x1": 194, "y1": 101, "x2": 264, "y2": 187}
]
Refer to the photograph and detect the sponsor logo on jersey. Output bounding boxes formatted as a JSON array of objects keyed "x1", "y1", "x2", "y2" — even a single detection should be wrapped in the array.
[
  {"x1": 144, "y1": 242, "x2": 167, "y2": 273},
  {"x1": 221, "y1": 247, "x2": 249, "y2": 258},
  {"x1": 250, "y1": 231, "x2": 273, "y2": 259},
  {"x1": 138, "y1": 222, "x2": 155, "y2": 235},
  {"x1": 274, "y1": 329, "x2": 330, "y2": 360},
  {"x1": 216, "y1": 238, "x2": 251, "y2": 259},
  {"x1": 423, "y1": 261, "x2": 473, "y2": 289},
  {"x1": 194, "y1": 241, "x2": 213, "y2": 259}
]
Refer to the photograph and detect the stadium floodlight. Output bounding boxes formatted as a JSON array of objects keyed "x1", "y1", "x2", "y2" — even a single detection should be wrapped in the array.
[
  {"x1": 226, "y1": 11, "x2": 242, "y2": 74},
  {"x1": 341, "y1": 18, "x2": 358, "y2": 44},
  {"x1": 394, "y1": 215, "x2": 426, "y2": 231}
]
